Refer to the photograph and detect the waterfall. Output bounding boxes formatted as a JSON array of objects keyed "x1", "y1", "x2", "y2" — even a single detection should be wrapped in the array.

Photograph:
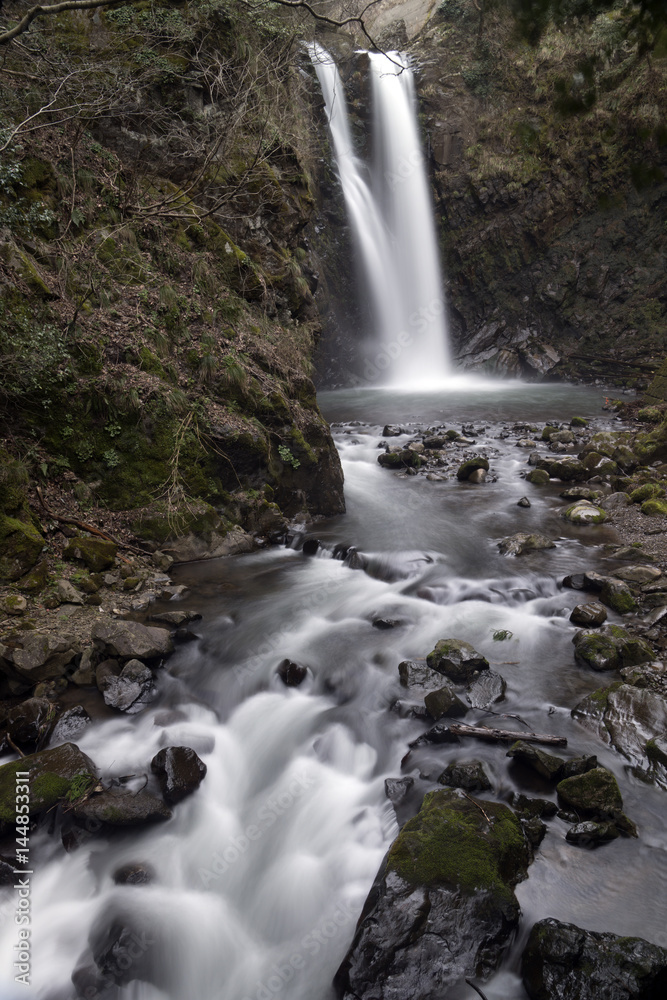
[{"x1": 310, "y1": 44, "x2": 451, "y2": 389}]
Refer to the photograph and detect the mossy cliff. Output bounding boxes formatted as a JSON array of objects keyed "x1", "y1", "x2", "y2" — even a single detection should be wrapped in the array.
[
  {"x1": 0, "y1": 0, "x2": 344, "y2": 585},
  {"x1": 417, "y1": 0, "x2": 667, "y2": 382}
]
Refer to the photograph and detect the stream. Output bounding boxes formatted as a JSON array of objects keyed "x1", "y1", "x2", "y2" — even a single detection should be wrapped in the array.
[{"x1": 3, "y1": 380, "x2": 667, "y2": 1000}]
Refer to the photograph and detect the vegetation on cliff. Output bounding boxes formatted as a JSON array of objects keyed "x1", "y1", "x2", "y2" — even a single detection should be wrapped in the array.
[{"x1": 0, "y1": 0, "x2": 345, "y2": 591}]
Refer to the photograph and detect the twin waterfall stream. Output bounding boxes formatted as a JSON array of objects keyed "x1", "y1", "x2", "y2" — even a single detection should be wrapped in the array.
[{"x1": 2, "y1": 50, "x2": 667, "y2": 1000}]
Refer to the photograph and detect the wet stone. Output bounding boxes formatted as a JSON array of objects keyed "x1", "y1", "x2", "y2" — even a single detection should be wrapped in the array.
[
  {"x1": 522, "y1": 917, "x2": 667, "y2": 1000},
  {"x1": 424, "y1": 683, "x2": 468, "y2": 720},
  {"x1": 151, "y1": 746, "x2": 207, "y2": 805},
  {"x1": 384, "y1": 777, "x2": 414, "y2": 804},
  {"x1": 398, "y1": 659, "x2": 448, "y2": 692},
  {"x1": 467, "y1": 670, "x2": 506, "y2": 709},
  {"x1": 437, "y1": 760, "x2": 492, "y2": 792},
  {"x1": 517, "y1": 496, "x2": 532, "y2": 507},
  {"x1": 565, "y1": 820, "x2": 620, "y2": 847},
  {"x1": 277, "y1": 659, "x2": 308, "y2": 686},
  {"x1": 562, "y1": 573, "x2": 586, "y2": 590},
  {"x1": 569, "y1": 602, "x2": 607, "y2": 627},
  {"x1": 426, "y1": 638, "x2": 489, "y2": 684},
  {"x1": 506, "y1": 741, "x2": 565, "y2": 782},
  {"x1": 49, "y1": 705, "x2": 91, "y2": 747},
  {"x1": 112, "y1": 862, "x2": 155, "y2": 885},
  {"x1": 510, "y1": 794, "x2": 558, "y2": 819}
]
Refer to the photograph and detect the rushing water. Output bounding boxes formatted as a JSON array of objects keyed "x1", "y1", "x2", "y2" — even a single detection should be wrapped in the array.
[
  {"x1": 4, "y1": 382, "x2": 667, "y2": 1000},
  {"x1": 309, "y1": 45, "x2": 450, "y2": 386}
]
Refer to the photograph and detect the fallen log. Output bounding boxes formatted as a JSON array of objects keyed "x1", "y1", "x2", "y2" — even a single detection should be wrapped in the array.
[{"x1": 448, "y1": 723, "x2": 567, "y2": 747}]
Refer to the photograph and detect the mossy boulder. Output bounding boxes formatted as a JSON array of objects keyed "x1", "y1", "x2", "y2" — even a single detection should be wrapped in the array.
[
  {"x1": 0, "y1": 742, "x2": 97, "y2": 823},
  {"x1": 561, "y1": 501, "x2": 607, "y2": 524},
  {"x1": 64, "y1": 535, "x2": 117, "y2": 572},
  {"x1": 456, "y1": 456, "x2": 489, "y2": 481},
  {"x1": 573, "y1": 625, "x2": 652, "y2": 672},
  {"x1": 426, "y1": 638, "x2": 489, "y2": 683},
  {"x1": 335, "y1": 788, "x2": 533, "y2": 999},
  {"x1": 548, "y1": 457, "x2": 588, "y2": 482},
  {"x1": 0, "y1": 515, "x2": 45, "y2": 582},
  {"x1": 638, "y1": 406, "x2": 663, "y2": 423},
  {"x1": 570, "y1": 416, "x2": 588, "y2": 428},
  {"x1": 630, "y1": 482, "x2": 664, "y2": 504},
  {"x1": 387, "y1": 788, "x2": 530, "y2": 894},
  {"x1": 71, "y1": 787, "x2": 171, "y2": 827},
  {"x1": 498, "y1": 532, "x2": 555, "y2": 556},
  {"x1": 556, "y1": 767, "x2": 636, "y2": 835},
  {"x1": 641, "y1": 498, "x2": 667, "y2": 516},
  {"x1": 526, "y1": 468, "x2": 550, "y2": 485},
  {"x1": 18, "y1": 558, "x2": 49, "y2": 593},
  {"x1": 599, "y1": 578, "x2": 637, "y2": 614}
]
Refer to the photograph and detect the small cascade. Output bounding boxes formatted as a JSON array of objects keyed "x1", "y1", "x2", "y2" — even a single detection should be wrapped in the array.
[{"x1": 310, "y1": 44, "x2": 451, "y2": 388}]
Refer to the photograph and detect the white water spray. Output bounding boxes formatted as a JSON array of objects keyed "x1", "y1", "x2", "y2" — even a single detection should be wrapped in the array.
[{"x1": 310, "y1": 44, "x2": 450, "y2": 388}]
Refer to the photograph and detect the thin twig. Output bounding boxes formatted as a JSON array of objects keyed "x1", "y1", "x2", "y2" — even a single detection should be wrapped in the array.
[
  {"x1": 6, "y1": 734, "x2": 26, "y2": 758},
  {"x1": 461, "y1": 791, "x2": 491, "y2": 824}
]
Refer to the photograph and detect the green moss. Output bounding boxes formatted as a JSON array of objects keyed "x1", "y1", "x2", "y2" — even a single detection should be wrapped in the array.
[
  {"x1": 638, "y1": 406, "x2": 663, "y2": 423},
  {"x1": 527, "y1": 469, "x2": 550, "y2": 485},
  {"x1": 131, "y1": 499, "x2": 222, "y2": 544},
  {"x1": 641, "y1": 498, "x2": 667, "y2": 516},
  {"x1": 571, "y1": 416, "x2": 588, "y2": 427},
  {"x1": 387, "y1": 789, "x2": 528, "y2": 902},
  {"x1": 630, "y1": 483, "x2": 664, "y2": 503},
  {"x1": 0, "y1": 514, "x2": 45, "y2": 582}
]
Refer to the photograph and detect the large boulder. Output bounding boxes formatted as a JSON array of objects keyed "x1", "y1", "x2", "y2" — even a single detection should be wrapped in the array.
[
  {"x1": 426, "y1": 638, "x2": 489, "y2": 683},
  {"x1": 548, "y1": 457, "x2": 589, "y2": 482},
  {"x1": 0, "y1": 696, "x2": 54, "y2": 754},
  {"x1": 0, "y1": 633, "x2": 77, "y2": 686},
  {"x1": 522, "y1": 917, "x2": 667, "y2": 1000},
  {"x1": 0, "y1": 742, "x2": 97, "y2": 823},
  {"x1": 334, "y1": 789, "x2": 532, "y2": 1000},
  {"x1": 572, "y1": 625, "x2": 653, "y2": 672},
  {"x1": 102, "y1": 659, "x2": 155, "y2": 713},
  {"x1": 456, "y1": 457, "x2": 489, "y2": 482},
  {"x1": 398, "y1": 660, "x2": 447, "y2": 692},
  {"x1": 92, "y1": 620, "x2": 173, "y2": 661}
]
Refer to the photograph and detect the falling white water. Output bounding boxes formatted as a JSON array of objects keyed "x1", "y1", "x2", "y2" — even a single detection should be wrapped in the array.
[{"x1": 309, "y1": 44, "x2": 450, "y2": 388}]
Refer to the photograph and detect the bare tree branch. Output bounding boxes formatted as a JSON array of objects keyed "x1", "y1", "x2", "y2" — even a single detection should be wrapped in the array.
[{"x1": 0, "y1": 0, "x2": 131, "y2": 45}]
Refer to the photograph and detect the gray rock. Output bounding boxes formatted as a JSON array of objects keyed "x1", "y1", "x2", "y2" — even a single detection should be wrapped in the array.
[
  {"x1": 92, "y1": 619, "x2": 173, "y2": 660},
  {"x1": 0, "y1": 742, "x2": 97, "y2": 821},
  {"x1": 556, "y1": 767, "x2": 636, "y2": 835},
  {"x1": 103, "y1": 659, "x2": 154, "y2": 713},
  {"x1": 561, "y1": 501, "x2": 607, "y2": 525},
  {"x1": 398, "y1": 659, "x2": 446, "y2": 692},
  {"x1": 565, "y1": 820, "x2": 619, "y2": 847},
  {"x1": 56, "y1": 579, "x2": 84, "y2": 604},
  {"x1": 522, "y1": 917, "x2": 667, "y2": 1000},
  {"x1": 1, "y1": 696, "x2": 54, "y2": 752},
  {"x1": 599, "y1": 491, "x2": 631, "y2": 510},
  {"x1": 73, "y1": 787, "x2": 171, "y2": 827},
  {"x1": 49, "y1": 705, "x2": 91, "y2": 747},
  {"x1": 424, "y1": 683, "x2": 468, "y2": 720},
  {"x1": 613, "y1": 564, "x2": 662, "y2": 584},
  {"x1": 573, "y1": 625, "x2": 652, "y2": 671},
  {"x1": 0, "y1": 633, "x2": 77, "y2": 685},
  {"x1": 517, "y1": 496, "x2": 532, "y2": 507},
  {"x1": 384, "y1": 777, "x2": 414, "y2": 804},
  {"x1": 506, "y1": 741, "x2": 565, "y2": 782},
  {"x1": 467, "y1": 670, "x2": 507, "y2": 709}
]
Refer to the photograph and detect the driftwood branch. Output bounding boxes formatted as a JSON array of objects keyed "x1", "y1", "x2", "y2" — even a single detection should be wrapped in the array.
[
  {"x1": 449, "y1": 723, "x2": 567, "y2": 747},
  {"x1": 35, "y1": 486, "x2": 144, "y2": 557},
  {"x1": 465, "y1": 980, "x2": 490, "y2": 1000}
]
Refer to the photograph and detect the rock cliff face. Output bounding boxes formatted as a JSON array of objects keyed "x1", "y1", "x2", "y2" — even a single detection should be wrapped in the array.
[{"x1": 311, "y1": 0, "x2": 667, "y2": 388}]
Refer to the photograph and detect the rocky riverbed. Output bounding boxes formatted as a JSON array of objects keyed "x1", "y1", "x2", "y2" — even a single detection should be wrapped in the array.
[{"x1": 2, "y1": 396, "x2": 667, "y2": 998}]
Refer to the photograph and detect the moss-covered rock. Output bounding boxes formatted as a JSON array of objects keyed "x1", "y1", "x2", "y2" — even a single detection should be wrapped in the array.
[
  {"x1": 438, "y1": 760, "x2": 492, "y2": 792},
  {"x1": 426, "y1": 637, "x2": 489, "y2": 683},
  {"x1": 556, "y1": 767, "x2": 636, "y2": 835},
  {"x1": 641, "y1": 498, "x2": 667, "y2": 517},
  {"x1": 498, "y1": 532, "x2": 555, "y2": 556},
  {"x1": 0, "y1": 515, "x2": 45, "y2": 582},
  {"x1": 561, "y1": 501, "x2": 607, "y2": 524},
  {"x1": 527, "y1": 468, "x2": 550, "y2": 485},
  {"x1": 630, "y1": 483, "x2": 664, "y2": 504},
  {"x1": 0, "y1": 742, "x2": 97, "y2": 823},
  {"x1": 64, "y1": 535, "x2": 117, "y2": 572},
  {"x1": 573, "y1": 624, "x2": 652, "y2": 671},
  {"x1": 387, "y1": 788, "x2": 530, "y2": 896},
  {"x1": 456, "y1": 456, "x2": 489, "y2": 481}
]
